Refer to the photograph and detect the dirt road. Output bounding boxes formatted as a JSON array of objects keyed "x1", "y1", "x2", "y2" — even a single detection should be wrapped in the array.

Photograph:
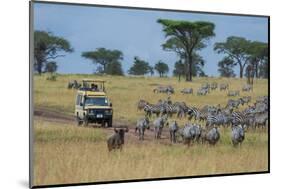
[{"x1": 34, "y1": 107, "x2": 172, "y2": 145}]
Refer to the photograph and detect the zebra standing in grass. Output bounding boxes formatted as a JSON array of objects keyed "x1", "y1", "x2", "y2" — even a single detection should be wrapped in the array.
[
  {"x1": 241, "y1": 96, "x2": 251, "y2": 105},
  {"x1": 219, "y1": 83, "x2": 229, "y2": 91},
  {"x1": 137, "y1": 99, "x2": 148, "y2": 111},
  {"x1": 231, "y1": 124, "x2": 245, "y2": 147},
  {"x1": 153, "y1": 115, "x2": 168, "y2": 139},
  {"x1": 211, "y1": 82, "x2": 218, "y2": 90},
  {"x1": 204, "y1": 127, "x2": 220, "y2": 145},
  {"x1": 181, "y1": 88, "x2": 193, "y2": 94},
  {"x1": 143, "y1": 102, "x2": 166, "y2": 117},
  {"x1": 169, "y1": 121, "x2": 179, "y2": 143},
  {"x1": 227, "y1": 90, "x2": 240, "y2": 97},
  {"x1": 227, "y1": 99, "x2": 242, "y2": 109},
  {"x1": 231, "y1": 111, "x2": 248, "y2": 126},
  {"x1": 206, "y1": 111, "x2": 227, "y2": 128},
  {"x1": 135, "y1": 117, "x2": 150, "y2": 140},
  {"x1": 197, "y1": 88, "x2": 208, "y2": 96},
  {"x1": 187, "y1": 107, "x2": 208, "y2": 122},
  {"x1": 242, "y1": 84, "x2": 253, "y2": 92}
]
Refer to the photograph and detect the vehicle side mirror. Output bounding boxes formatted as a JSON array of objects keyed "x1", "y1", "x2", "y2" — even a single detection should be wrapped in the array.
[
  {"x1": 80, "y1": 102, "x2": 83, "y2": 106},
  {"x1": 110, "y1": 103, "x2": 112, "y2": 107}
]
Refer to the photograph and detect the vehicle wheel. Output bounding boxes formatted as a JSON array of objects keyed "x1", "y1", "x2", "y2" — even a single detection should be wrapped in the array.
[
  {"x1": 76, "y1": 115, "x2": 82, "y2": 126},
  {"x1": 107, "y1": 119, "x2": 113, "y2": 127},
  {"x1": 83, "y1": 116, "x2": 89, "y2": 126},
  {"x1": 101, "y1": 121, "x2": 106, "y2": 127}
]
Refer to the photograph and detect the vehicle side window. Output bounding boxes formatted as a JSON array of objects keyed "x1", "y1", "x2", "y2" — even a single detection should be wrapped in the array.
[{"x1": 76, "y1": 95, "x2": 82, "y2": 106}]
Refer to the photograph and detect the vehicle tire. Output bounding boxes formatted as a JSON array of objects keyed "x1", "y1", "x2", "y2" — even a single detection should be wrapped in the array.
[
  {"x1": 107, "y1": 119, "x2": 113, "y2": 127},
  {"x1": 101, "y1": 121, "x2": 106, "y2": 127},
  {"x1": 76, "y1": 115, "x2": 82, "y2": 126},
  {"x1": 83, "y1": 116, "x2": 89, "y2": 126}
]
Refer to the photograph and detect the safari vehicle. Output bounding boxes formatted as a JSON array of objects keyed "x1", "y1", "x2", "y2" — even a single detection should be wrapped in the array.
[{"x1": 75, "y1": 79, "x2": 113, "y2": 127}]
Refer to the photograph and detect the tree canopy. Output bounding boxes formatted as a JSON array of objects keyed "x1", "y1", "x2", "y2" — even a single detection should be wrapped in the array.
[
  {"x1": 214, "y1": 36, "x2": 268, "y2": 78},
  {"x1": 154, "y1": 61, "x2": 169, "y2": 77},
  {"x1": 34, "y1": 30, "x2": 73, "y2": 74},
  {"x1": 218, "y1": 57, "x2": 236, "y2": 77},
  {"x1": 44, "y1": 61, "x2": 58, "y2": 73},
  {"x1": 158, "y1": 19, "x2": 215, "y2": 81},
  {"x1": 128, "y1": 57, "x2": 151, "y2": 75},
  {"x1": 81, "y1": 48, "x2": 124, "y2": 75}
]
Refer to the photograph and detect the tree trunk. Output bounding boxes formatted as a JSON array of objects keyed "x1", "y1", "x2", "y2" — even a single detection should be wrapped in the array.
[
  {"x1": 255, "y1": 61, "x2": 259, "y2": 78},
  {"x1": 188, "y1": 55, "x2": 192, "y2": 81},
  {"x1": 37, "y1": 61, "x2": 42, "y2": 75},
  {"x1": 239, "y1": 63, "x2": 244, "y2": 78},
  {"x1": 185, "y1": 58, "x2": 189, "y2": 81}
]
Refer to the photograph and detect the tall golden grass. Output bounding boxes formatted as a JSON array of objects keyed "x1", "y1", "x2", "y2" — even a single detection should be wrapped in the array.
[
  {"x1": 33, "y1": 74, "x2": 268, "y2": 186},
  {"x1": 33, "y1": 119, "x2": 268, "y2": 186}
]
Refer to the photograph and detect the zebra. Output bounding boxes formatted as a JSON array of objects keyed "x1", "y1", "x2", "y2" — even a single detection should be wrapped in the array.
[
  {"x1": 136, "y1": 99, "x2": 148, "y2": 111},
  {"x1": 231, "y1": 111, "x2": 249, "y2": 126},
  {"x1": 187, "y1": 107, "x2": 208, "y2": 122},
  {"x1": 169, "y1": 121, "x2": 179, "y2": 143},
  {"x1": 242, "y1": 84, "x2": 253, "y2": 92},
  {"x1": 180, "y1": 123, "x2": 201, "y2": 146},
  {"x1": 135, "y1": 117, "x2": 150, "y2": 140},
  {"x1": 153, "y1": 85, "x2": 174, "y2": 94},
  {"x1": 227, "y1": 90, "x2": 240, "y2": 97},
  {"x1": 227, "y1": 99, "x2": 242, "y2": 109},
  {"x1": 204, "y1": 127, "x2": 220, "y2": 145},
  {"x1": 181, "y1": 88, "x2": 193, "y2": 94},
  {"x1": 143, "y1": 103, "x2": 162, "y2": 117},
  {"x1": 153, "y1": 115, "x2": 168, "y2": 139},
  {"x1": 210, "y1": 82, "x2": 218, "y2": 90},
  {"x1": 219, "y1": 83, "x2": 229, "y2": 91},
  {"x1": 254, "y1": 112, "x2": 268, "y2": 129},
  {"x1": 206, "y1": 112, "x2": 227, "y2": 128},
  {"x1": 241, "y1": 96, "x2": 251, "y2": 105},
  {"x1": 201, "y1": 83, "x2": 210, "y2": 93},
  {"x1": 197, "y1": 88, "x2": 208, "y2": 96},
  {"x1": 231, "y1": 124, "x2": 245, "y2": 147}
]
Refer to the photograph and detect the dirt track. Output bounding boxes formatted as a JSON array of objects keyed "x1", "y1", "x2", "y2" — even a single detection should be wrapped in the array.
[{"x1": 34, "y1": 107, "x2": 172, "y2": 145}]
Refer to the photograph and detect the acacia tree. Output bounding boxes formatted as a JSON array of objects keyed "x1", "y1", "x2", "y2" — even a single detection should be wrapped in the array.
[
  {"x1": 104, "y1": 61, "x2": 124, "y2": 75},
  {"x1": 214, "y1": 36, "x2": 253, "y2": 78},
  {"x1": 128, "y1": 57, "x2": 151, "y2": 75},
  {"x1": 173, "y1": 60, "x2": 185, "y2": 81},
  {"x1": 247, "y1": 41, "x2": 268, "y2": 78},
  {"x1": 218, "y1": 57, "x2": 236, "y2": 77},
  {"x1": 44, "y1": 61, "x2": 58, "y2": 73},
  {"x1": 157, "y1": 19, "x2": 215, "y2": 81},
  {"x1": 82, "y1": 48, "x2": 123, "y2": 74},
  {"x1": 154, "y1": 61, "x2": 169, "y2": 77},
  {"x1": 34, "y1": 31, "x2": 73, "y2": 74}
]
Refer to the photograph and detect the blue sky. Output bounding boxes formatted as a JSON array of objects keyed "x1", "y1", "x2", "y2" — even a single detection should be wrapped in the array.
[{"x1": 33, "y1": 2, "x2": 268, "y2": 76}]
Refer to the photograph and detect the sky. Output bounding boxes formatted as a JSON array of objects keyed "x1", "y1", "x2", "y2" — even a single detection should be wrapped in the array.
[{"x1": 33, "y1": 2, "x2": 268, "y2": 76}]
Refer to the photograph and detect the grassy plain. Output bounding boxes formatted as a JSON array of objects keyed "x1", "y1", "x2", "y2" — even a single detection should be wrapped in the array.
[{"x1": 33, "y1": 74, "x2": 268, "y2": 186}]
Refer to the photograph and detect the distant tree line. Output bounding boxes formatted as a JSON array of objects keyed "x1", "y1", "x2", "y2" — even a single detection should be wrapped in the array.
[{"x1": 33, "y1": 19, "x2": 268, "y2": 80}]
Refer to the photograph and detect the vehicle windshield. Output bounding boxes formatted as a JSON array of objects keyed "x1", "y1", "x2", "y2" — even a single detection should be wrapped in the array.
[{"x1": 84, "y1": 97, "x2": 109, "y2": 106}]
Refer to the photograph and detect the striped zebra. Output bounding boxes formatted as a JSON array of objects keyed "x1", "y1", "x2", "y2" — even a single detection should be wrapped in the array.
[
  {"x1": 206, "y1": 112, "x2": 226, "y2": 128},
  {"x1": 187, "y1": 107, "x2": 208, "y2": 122},
  {"x1": 143, "y1": 103, "x2": 163, "y2": 117},
  {"x1": 231, "y1": 111, "x2": 248, "y2": 126},
  {"x1": 169, "y1": 121, "x2": 179, "y2": 143}
]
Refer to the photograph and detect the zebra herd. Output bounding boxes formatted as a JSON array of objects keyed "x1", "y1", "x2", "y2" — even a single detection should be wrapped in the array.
[
  {"x1": 135, "y1": 94, "x2": 268, "y2": 147},
  {"x1": 154, "y1": 82, "x2": 253, "y2": 97}
]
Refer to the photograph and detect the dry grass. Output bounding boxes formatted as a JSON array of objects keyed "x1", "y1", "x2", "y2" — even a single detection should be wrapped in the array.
[
  {"x1": 33, "y1": 74, "x2": 268, "y2": 186},
  {"x1": 33, "y1": 119, "x2": 268, "y2": 186}
]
